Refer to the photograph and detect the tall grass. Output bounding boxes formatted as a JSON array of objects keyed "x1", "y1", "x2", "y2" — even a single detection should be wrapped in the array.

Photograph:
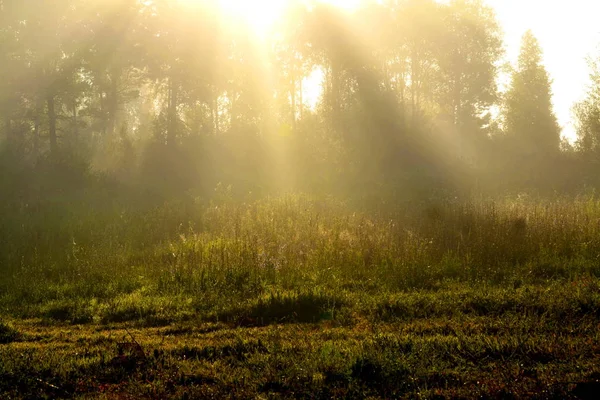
[{"x1": 2, "y1": 193, "x2": 600, "y2": 324}]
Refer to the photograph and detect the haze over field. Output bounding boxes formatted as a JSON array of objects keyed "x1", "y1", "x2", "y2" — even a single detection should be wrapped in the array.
[{"x1": 3, "y1": 1, "x2": 600, "y2": 398}]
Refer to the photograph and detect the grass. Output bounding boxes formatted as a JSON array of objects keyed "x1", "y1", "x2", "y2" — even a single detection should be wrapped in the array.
[
  {"x1": 1, "y1": 310, "x2": 599, "y2": 398},
  {"x1": 1, "y1": 193, "x2": 600, "y2": 398},
  {"x1": 0, "y1": 321, "x2": 19, "y2": 344}
]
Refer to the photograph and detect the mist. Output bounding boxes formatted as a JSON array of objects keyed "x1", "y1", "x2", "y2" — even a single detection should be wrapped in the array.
[
  {"x1": 2, "y1": 1, "x2": 600, "y2": 398},
  {"x1": 2, "y1": 0, "x2": 592, "y2": 204}
]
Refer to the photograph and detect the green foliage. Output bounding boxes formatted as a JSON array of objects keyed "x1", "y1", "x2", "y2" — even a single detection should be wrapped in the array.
[
  {"x1": 575, "y1": 53, "x2": 600, "y2": 156},
  {"x1": 0, "y1": 0, "x2": 526, "y2": 197},
  {"x1": 503, "y1": 31, "x2": 561, "y2": 157}
]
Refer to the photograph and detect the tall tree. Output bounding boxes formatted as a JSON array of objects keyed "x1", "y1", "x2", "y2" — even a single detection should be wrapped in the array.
[
  {"x1": 393, "y1": 0, "x2": 442, "y2": 124},
  {"x1": 145, "y1": 0, "x2": 222, "y2": 145},
  {"x1": 85, "y1": 0, "x2": 145, "y2": 140},
  {"x1": 0, "y1": 4, "x2": 25, "y2": 146},
  {"x1": 272, "y1": 1, "x2": 313, "y2": 132},
  {"x1": 574, "y1": 54, "x2": 600, "y2": 155},
  {"x1": 18, "y1": 0, "x2": 87, "y2": 156},
  {"x1": 435, "y1": 0, "x2": 503, "y2": 134},
  {"x1": 503, "y1": 31, "x2": 560, "y2": 157}
]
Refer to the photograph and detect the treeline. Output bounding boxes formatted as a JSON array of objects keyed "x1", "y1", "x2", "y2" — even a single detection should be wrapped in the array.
[{"x1": 1, "y1": 0, "x2": 600, "y2": 203}]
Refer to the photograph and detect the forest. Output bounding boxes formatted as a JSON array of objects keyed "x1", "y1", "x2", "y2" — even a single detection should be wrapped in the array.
[{"x1": 2, "y1": 0, "x2": 600, "y2": 398}]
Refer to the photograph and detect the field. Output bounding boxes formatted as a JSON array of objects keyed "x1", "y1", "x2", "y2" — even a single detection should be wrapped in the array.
[{"x1": 1, "y1": 194, "x2": 600, "y2": 399}]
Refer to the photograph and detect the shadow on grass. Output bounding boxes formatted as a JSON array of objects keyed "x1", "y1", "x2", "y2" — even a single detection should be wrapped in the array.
[
  {"x1": 100, "y1": 307, "x2": 183, "y2": 327},
  {"x1": 374, "y1": 287, "x2": 600, "y2": 322},
  {"x1": 172, "y1": 340, "x2": 268, "y2": 363},
  {"x1": 214, "y1": 290, "x2": 346, "y2": 327},
  {"x1": 0, "y1": 321, "x2": 20, "y2": 344},
  {"x1": 43, "y1": 302, "x2": 94, "y2": 324}
]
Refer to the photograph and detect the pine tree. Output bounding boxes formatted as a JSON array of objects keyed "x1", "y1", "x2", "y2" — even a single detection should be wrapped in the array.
[{"x1": 503, "y1": 31, "x2": 560, "y2": 157}]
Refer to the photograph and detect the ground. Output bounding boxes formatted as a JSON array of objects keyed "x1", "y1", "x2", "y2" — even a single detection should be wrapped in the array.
[
  {"x1": 2, "y1": 282, "x2": 600, "y2": 399},
  {"x1": 2, "y1": 195, "x2": 600, "y2": 398}
]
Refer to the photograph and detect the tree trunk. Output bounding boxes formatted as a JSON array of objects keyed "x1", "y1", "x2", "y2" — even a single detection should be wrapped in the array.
[
  {"x1": 383, "y1": 59, "x2": 390, "y2": 92},
  {"x1": 167, "y1": 76, "x2": 178, "y2": 145},
  {"x1": 410, "y1": 47, "x2": 420, "y2": 126},
  {"x1": 72, "y1": 100, "x2": 79, "y2": 140},
  {"x1": 330, "y1": 63, "x2": 341, "y2": 133},
  {"x1": 100, "y1": 91, "x2": 106, "y2": 137},
  {"x1": 299, "y1": 77, "x2": 303, "y2": 121},
  {"x1": 4, "y1": 118, "x2": 12, "y2": 146},
  {"x1": 107, "y1": 69, "x2": 119, "y2": 137},
  {"x1": 47, "y1": 95, "x2": 57, "y2": 154},
  {"x1": 213, "y1": 97, "x2": 220, "y2": 135},
  {"x1": 410, "y1": 61, "x2": 416, "y2": 122},
  {"x1": 290, "y1": 75, "x2": 296, "y2": 131},
  {"x1": 33, "y1": 100, "x2": 41, "y2": 158}
]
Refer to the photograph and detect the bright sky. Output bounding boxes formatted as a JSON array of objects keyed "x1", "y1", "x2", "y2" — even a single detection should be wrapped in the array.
[
  {"x1": 217, "y1": 0, "x2": 361, "y2": 36},
  {"x1": 217, "y1": 0, "x2": 600, "y2": 141},
  {"x1": 485, "y1": 0, "x2": 600, "y2": 141}
]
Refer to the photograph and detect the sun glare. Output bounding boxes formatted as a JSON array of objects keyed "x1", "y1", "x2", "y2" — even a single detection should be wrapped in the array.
[
  {"x1": 209, "y1": 0, "x2": 363, "y2": 36},
  {"x1": 178, "y1": 0, "x2": 366, "y2": 109},
  {"x1": 321, "y1": 0, "x2": 362, "y2": 10},
  {"x1": 217, "y1": 0, "x2": 285, "y2": 36}
]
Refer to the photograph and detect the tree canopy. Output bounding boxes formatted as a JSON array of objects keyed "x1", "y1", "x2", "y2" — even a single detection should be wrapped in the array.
[{"x1": 0, "y1": 0, "x2": 596, "y2": 199}]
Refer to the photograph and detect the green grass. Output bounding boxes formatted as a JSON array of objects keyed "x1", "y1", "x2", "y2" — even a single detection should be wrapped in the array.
[
  {"x1": 0, "y1": 321, "x2": 19, "y2": 344},
  {"x1": 1, "y1": 310, "x2": 599, "y2": 398},
  {"x1": 1, "y1": 194, "x2": 600, "y2": 398}
]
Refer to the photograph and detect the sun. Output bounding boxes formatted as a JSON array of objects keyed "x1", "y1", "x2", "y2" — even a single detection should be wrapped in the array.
[
  {"x1": 216, "y1": 0, "x2": 287, "y2": 36},
  {"x1": 207, "y1": 0, "x2": 363, "y2": 37},
  {"x1": 320, "y1": 0, "x2": 362, "y2": 10}
]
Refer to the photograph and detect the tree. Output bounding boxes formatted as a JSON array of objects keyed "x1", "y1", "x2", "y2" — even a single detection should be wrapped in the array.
[
  {"x1": 377, "y1": 0, "x2": 445, "y2": 126},
  {"x1": 271, "y1": 1, "x2": 313, "y2": 132},
  {"x1": 144, "y1": 0, "x2": 222, "y2": 145},
  {"x1": 0, "y1": 4, "x2": 26, "y2": 147},
  {"x1": 574, "y1": 55, "x2": 600, "y2": 155},
  {"x1": 16, "y1": 0, "x2": 89, "y2": 156},
  {"x1": 85, "y1": 0, "x2": 145, "y2": 140},
  {"x1": 435, "y1": 0, "x2": 503, "y2": 134},
  {"x1": 503, "y1": 31, "x2": 560, "y2": 157}
]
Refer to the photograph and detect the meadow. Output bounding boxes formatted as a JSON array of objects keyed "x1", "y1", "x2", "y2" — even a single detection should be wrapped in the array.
[
  {"x1": 1, "y1": 192, "x2": 600, "y2": 398},
  {"x1": 2, "y1": 0, "x2": 600, "y2": 397}
]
